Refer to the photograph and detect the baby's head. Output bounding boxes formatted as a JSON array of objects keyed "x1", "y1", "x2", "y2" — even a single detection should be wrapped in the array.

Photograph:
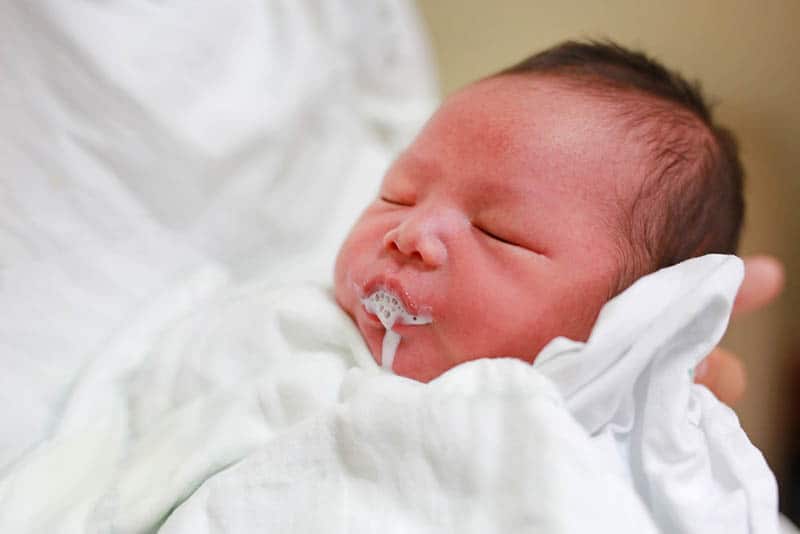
[{"x1": 334, "y1": 40, "x2": 744, "y2": 382}]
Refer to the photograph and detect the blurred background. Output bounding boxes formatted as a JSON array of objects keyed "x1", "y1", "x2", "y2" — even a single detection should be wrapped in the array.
[{"x1": 416, "y1": 0, "x2": 800, "y2": 518}]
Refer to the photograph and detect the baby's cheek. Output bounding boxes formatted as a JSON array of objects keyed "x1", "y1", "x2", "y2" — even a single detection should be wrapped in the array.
[
  {"x1": 442, "y1": 279, "x2": 592, "y2": 364},
  {"x1": 561, "y1": 275, "x2": 616, "y2": 339},
  {"x1": 441, "y1": 294, "x2": 534, "y2": 361},
  {"x1": 333, "y1": 253, "x2": 356, "y2": 315},
  {"x1": 487, "y1": 309, "x2": 554, "y2": 361},
  {"x1": 334, "y1": 226, "x2": 379, "y2": 304}
]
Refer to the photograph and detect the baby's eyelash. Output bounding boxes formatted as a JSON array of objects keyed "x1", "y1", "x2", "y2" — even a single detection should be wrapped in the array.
[
  {"x1": 474, "y1": 225, "x2": 549, "y2": 258},
  {"x1": 380, "y1": 196, "x2": 411, "y2": 206},
  {"x1": 476, "y1": 225, "x2": 520, "y2": 247}
]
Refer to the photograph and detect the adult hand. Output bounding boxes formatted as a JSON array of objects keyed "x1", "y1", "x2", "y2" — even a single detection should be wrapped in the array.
[{"x1": 694, "y1": 255, "x2": 785, "y2": 406}]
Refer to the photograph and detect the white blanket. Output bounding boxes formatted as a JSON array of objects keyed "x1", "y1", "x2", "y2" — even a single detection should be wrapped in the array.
[
  {"x1": 0, "y1": 0, "x2": 436, "y2": 471},
  {"x1": 0, "y1": 255, "x2": 778, "y2": 532}
]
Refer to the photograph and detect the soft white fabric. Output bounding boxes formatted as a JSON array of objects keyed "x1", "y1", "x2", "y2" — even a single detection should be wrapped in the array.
[
  {"x1": 0, "y1": 0, "x2": 437, "y2": 471},
  {"x1": 0, "y1": 255, "x2": 778, "y2": 532},
  {"x1": 534, "y1": 254, "x2": 778, "y2": 533},
  {"x1": 159, "y1": 361, "x2": 658, "y2": 534}
]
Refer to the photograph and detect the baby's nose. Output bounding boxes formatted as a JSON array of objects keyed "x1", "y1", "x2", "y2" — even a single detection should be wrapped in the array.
[{"x1": 383, "y1": 209, "x2": 459, "y2": 267}]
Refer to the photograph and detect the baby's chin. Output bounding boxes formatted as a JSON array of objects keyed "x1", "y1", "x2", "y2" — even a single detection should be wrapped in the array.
[
  {"x1": 391, "y1": 344, "x2": 450, "y2": 383},
  {"x1": 359, "y1": 323, "x2": 448, "y2": 383}
]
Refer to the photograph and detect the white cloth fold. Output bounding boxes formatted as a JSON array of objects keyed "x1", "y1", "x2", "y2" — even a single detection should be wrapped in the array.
[
  {"x1": 0, "y1": 0, "x2": 437, "y2": 474},
  {"x1": 160, "y1": 361, "x2": 659, "y2": 534},
  {"x1": 534, "y1": 254, "x2": 778, "y2": 533},
  {"x1": 0, "y1": 256, "x2": 778, "y2": 533}
]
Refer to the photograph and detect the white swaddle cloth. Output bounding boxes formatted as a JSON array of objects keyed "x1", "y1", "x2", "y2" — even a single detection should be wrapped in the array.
[
  {"x1": 534, "y1": 254, "x2": 778, "y2": 533},
  {"x1": 0, "y1": 0, "x2": 438, "y2": 472},
  {"x1": 0, "y1": 255, "x2": 778, "y2": 533}
]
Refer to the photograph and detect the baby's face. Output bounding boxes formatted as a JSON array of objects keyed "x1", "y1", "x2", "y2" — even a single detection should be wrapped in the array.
[{"x1": 335, "y1": 75, "x2": 639, "y2": 382}]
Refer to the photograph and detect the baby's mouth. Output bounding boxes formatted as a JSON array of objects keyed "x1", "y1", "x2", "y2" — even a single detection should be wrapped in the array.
[
  {"x1": 362, "y1": 289, "x2": 432, "y2": 330},
  {"x1": 361, "y1": 287, "x2": 432, "y2": 371}
]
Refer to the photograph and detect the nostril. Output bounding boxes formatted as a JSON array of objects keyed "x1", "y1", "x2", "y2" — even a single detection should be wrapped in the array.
[
  {"x1": 383, "y1": 223, "x2": 447, "y2": 267},
  {"x1": 384, "y1": 236, "x2": 425, "y2": 263},
  {"x1": 383, "y1": 229, "x2": 401, "y2": 252}
]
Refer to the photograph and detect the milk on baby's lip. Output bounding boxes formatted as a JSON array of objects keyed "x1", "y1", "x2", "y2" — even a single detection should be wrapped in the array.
[{"x1": 361, "y1": 289, "x2": 431, "y2": 372}]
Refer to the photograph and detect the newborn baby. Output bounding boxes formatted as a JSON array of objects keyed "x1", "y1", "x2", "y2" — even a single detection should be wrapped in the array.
[
  {"x1": 3, "y1": 40, "x2": 772, "y2": 534},
  {"x1": 334, "y1": 40, "x2": 743, "y2": 382}
]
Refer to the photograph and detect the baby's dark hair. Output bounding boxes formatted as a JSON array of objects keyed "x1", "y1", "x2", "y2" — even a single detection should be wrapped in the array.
[{"x1": 498, "y1": 40, "x2": 744, "y2": 292}]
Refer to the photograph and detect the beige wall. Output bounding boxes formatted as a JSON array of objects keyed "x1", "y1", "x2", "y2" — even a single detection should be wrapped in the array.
[{"x1": 417, "y1": 0, "x2": 800, "y2": 482}]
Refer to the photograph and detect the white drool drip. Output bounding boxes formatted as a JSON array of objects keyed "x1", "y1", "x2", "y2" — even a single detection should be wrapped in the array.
[{"x1": 361, "y1": 289, "x2": 431, "y2": 371}]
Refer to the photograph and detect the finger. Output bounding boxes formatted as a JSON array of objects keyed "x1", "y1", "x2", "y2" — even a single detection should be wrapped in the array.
[
  {"x1": 732, "y1": 255, "x2": 785, "y2": 316},
  {"x1": 694, "y1": 347, "x2": 747, "y2": 407}
]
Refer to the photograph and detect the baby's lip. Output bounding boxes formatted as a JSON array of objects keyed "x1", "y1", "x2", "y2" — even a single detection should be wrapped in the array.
[{"x1": 362, "y1": 276, "x2": 426, "y2": 317}]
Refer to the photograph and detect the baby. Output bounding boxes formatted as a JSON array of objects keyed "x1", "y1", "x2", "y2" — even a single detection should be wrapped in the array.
[
  {"x1": 334, "y1": 40, "x2": 744, "y2": 383},
  {"x1": 2, "y1": 39, "x2": 773, "y2": 534}
]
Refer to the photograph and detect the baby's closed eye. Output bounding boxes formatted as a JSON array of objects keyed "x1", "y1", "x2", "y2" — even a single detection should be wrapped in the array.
[
  {"x1": 474, "y1": 224, "x2": 521, "y2": 247},
  {"x1": 473, "y1": 222, "x2": 549, "y2": 258},
  {"x1": 380, "y1": 196, "x2": 413, "y2": 207}
]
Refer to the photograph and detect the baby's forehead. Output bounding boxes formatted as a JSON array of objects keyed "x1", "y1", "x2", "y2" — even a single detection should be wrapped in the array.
[
  {"x1": 396, "y1": 76, "x2": 649, "y2": 230},
  {"x1": 443, "y1": 76, "x2": 621, "y2": 139},
  {"x1": 413, "y1": 76, "x2": 648, "y2": 202},
  {"x1": 446, "y1": 74, "x2": 697, "y2": 156},
  {"x1": 441, "y1": 75, "x2": 704, "y2": 209}
]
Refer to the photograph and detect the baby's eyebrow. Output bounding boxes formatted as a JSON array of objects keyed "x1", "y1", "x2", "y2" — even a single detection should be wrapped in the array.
[
  {"x1": 473, "y1": 177, "x2": 531, "y2": 198},
  {"x1": 394, "y1": 153, "x2": 444, "y2": 183}
]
